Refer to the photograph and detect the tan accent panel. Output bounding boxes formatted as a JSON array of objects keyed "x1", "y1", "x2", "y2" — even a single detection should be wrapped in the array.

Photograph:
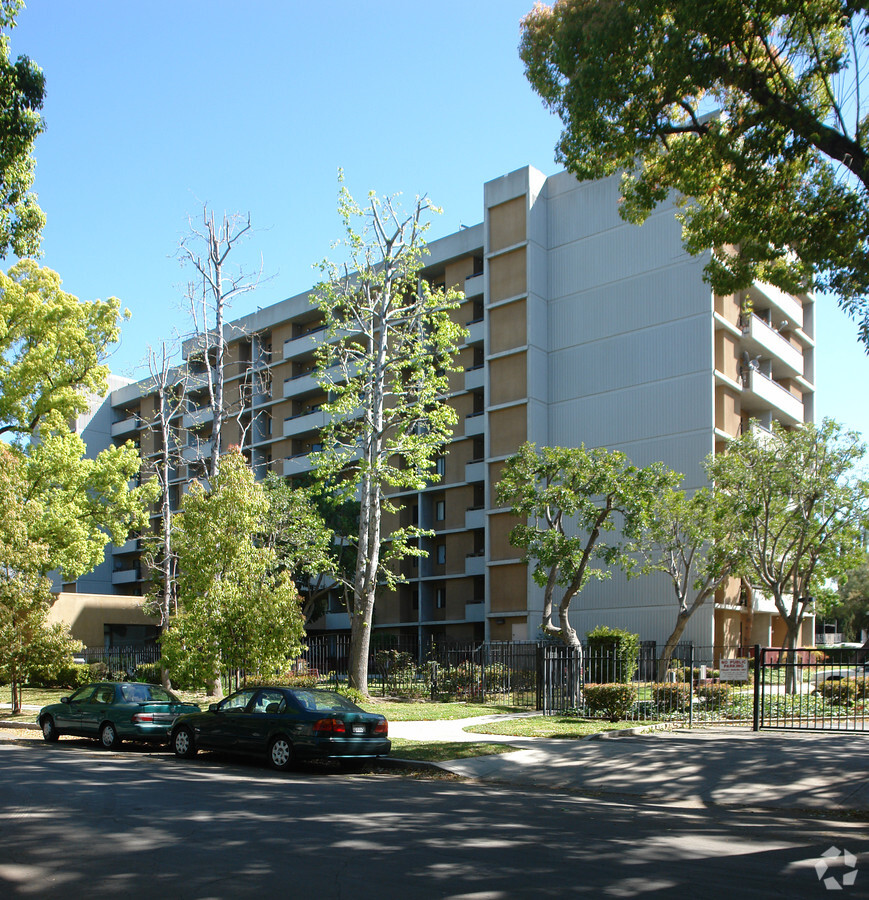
[
  {"x1": 489, "y1": 564, "x2": 528, "y2": 612},
  {"x1": 489, "y1": 353, "x2": 527, "y2": 407},
  {"x1": 779, "y1": 377, "x2": 803, "y2": 399},
  {"x1": 444, "y1": 485, "x2": 474, "y2": 529},
  {"x1": 489, "y1": 196, "x2": 526, "y2": 253},
  {"x1": 489, "y1": 460, "x2": 510, "y2": 507},
  {"x1": 489, "y1": 405, "x2": 527, "y2": 458},
  {"x1": 48, "y1": 593, "x2": 155, "y2": 649},
  {"x1": 714, "y1": 608, "x2": 745, "y2": 651},
  {"x1": 714, "y1": 386, "x2": 740, "y2": 437},
  {"x1": 489, "y1": 298, "x2": 527, "y2": 354},
  {"x1": 445, "y1": 256, "x2": 476, "y2": 291},
  {"x1": 489, "y1": 511, "x2": 522, "y2": 561},
  {"x1": 489, "y1": 248, "x2": 526, "y2": 304},
  {"x1": 715, "y1": 330, "x2": 739, "y2": 383},
  {"x1": 447, "y1": 532, "x2": 474, "y2": 574},
  {"x1": 444, "y1": 439, "x2": 473, "y2": 484},
  {"x1": 714, "y1": 293, "x2": 741, "y2": 326}
]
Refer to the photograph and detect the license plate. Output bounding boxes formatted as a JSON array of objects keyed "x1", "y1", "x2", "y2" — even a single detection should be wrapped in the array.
[{"x1": 352, "y1": 725, "x2": 366, "y2": 735}]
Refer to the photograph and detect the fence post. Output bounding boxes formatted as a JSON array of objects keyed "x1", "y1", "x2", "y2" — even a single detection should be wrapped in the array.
[
  {"x1": 752, "y1": 645, "x2": 761, "y2": 732},
  {"x1": 688, "y1": 645, "x2": 694, "y2": 728}
]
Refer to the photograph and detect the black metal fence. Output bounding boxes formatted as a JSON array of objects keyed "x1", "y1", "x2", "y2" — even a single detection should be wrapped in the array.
[
  {"x1": 76, "y1": 645, "x2": 162, "y2": 678},
  {"x1": 754, "y1": 646, "x2": 868, "y2": 732}
]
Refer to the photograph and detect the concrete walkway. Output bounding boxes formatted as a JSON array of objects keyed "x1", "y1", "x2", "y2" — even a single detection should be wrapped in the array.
[{"x1": 390, "y1": 716, "x2": 869, "y2": 813}]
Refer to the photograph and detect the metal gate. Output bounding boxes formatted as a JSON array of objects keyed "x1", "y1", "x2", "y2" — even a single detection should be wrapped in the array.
[{"x1": 753, "y1": 646, "x2": 868, "y2": 732}]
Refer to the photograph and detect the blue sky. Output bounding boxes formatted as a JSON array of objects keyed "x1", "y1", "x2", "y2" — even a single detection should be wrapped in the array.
[{"x1": 11, "y1": 1, "x2": 869, "y2": 442}]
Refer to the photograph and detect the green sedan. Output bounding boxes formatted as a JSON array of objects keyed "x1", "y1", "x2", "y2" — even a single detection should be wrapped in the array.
[{"x1": 38, "y1": 682, "x2": 201, "y2": 750}]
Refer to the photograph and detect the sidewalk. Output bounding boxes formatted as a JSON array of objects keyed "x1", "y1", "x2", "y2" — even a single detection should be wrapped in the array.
[{"x1": 390, "y1": 717, "x2": 869, "y2": 813}]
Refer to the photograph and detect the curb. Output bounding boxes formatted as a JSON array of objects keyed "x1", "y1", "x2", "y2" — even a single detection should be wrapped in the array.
[{"x1": 0, "y1": 719, "x2": 39, "y2": 731}]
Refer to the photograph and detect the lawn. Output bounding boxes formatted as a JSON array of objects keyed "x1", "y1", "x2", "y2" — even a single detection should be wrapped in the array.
[
  {"x1": 464, "y1": 716, "x2": 638, "y2": 738},
  {"x1": 389, "y1": 739, "x2": 519, "y2": 762}
]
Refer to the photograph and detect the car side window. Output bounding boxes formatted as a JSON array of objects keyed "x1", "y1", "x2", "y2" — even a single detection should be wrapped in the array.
[
  {"x1": 69, "y1": 686, "x2": 96, "y2": 704},
  {"x1": 252, "y1": 690, "x2": 285, "y2": 715},
  {"x1": 219, "y1": 690, "x2": 257, "y2": 713},
  {"x1": 93, "y1": 686, "x2": 115, "y2": 705}
]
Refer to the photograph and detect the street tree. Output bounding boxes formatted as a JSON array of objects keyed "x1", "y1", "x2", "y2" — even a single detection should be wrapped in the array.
[
  {"x1": 178, "y1": 207, "x2": 265, "y2": 481},
  {"x1": 0, "y1": 446, "x2": 79, "y2": 713},
  {"x1": 313, "y1": 182, "x2": 466, "y2": 694},
  {"x1": 707, "y1": 419, "x2": 869, "y2": 689},
  {"x1": 520, "y1": 1, "x2": 869, "y2": 348},
  {"x1": 162, "y1": 449, "x2": 307, "y2": 694},
  {"x1": 627, "y1": 486, "x2": 744, "y2": 679},
  {"x1": 0, "y1": 0, "x2": 45, "y2": 259},
  {"x1": 497, "y1": 442, "x2": 680, "y2": 663}
]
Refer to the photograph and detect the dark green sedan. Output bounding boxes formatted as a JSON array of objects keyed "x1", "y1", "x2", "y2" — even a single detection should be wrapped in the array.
[
  {"x1": 170, "y1": 686, "x2": 390, "y2": 771},
  {"x1": 38, "y1": 682, "x2": 201, "y2": 750}
]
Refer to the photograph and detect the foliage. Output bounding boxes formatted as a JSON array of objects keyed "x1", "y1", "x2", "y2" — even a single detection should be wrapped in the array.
[
  {"x1": 829, "y1": 553, "x2": 869, "y2": 641},
  {"x1": 582, "y1": 683, "x2": 638, "y2": 721},
  {"x1": 816, "y1": 677, "x2": 868, "y2": 705},
  {"x1": 132, "y1": 662, "x2": 163, "y2": 685},
  {"x1": 0, "y1": 444, "x2": 82, "y2": 711},
  {"x1": 313, "y1": 179, "x2": 466, "y2": 693},
  {"x1": 520, "y1": 0, "x2": 869, "y2": 348},
  {"x1": 652, "y1": 683, "x2": 693, "y2": 712},
  {"x1": 0, "y1": 2, "x2": 45, "y2": 259},
  {"x1": 497, "y1": 442, "x2": 680, "y2": 647},
  {"x1": 586, "y1": 626, "x2": 640, "y2": 683},
  {"x1": 161, "y1": 449, "x2": 306, "y2": 691},
  {"x1": 24, "y1": 661, "x2": 89, "y2": 690},
  {"x1": 694, "y1": 683, "x2": 734, "y2": 705},
  {"x1": 335, "y1": 684, "x2": 368, "y2": 705},
  {"x1": 707, "y1": 419, "x2": 869, "y2": 680}
]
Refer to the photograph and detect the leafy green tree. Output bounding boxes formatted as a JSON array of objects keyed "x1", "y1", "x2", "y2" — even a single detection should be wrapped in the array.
[
  {"x1": 0, "y1": 1, "x2": 45, "y2": 259},
  {"x1": 830, "y1": 553, "x2": 869, "y2": 642},
  {"x1": 162, "y1": 449, "x2": 306, "y2": 694},
  {"x1": 496, "y1": 442, "x2": 680, "y2": 661},
  {"x1": 627, "y1": 486, "x2": 744, "y2": 679},
  {"x1": 520, "y1": 1, "x2": 869, "y2": 348},
  {"x1": 313, "y1": 182, "x2": 466, "y2": 695},
  {"x1": 0, "y1": 446, "x2": 79, "y2": 713},
  {"x1": 707, "y1": 420, "x2": 869, "y2": 689}
]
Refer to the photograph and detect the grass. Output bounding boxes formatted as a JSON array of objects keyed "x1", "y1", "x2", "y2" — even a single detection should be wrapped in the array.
[
  {"x1": 358, "y1": 699, "x2": 526, "y2": 721},
  {"x1": 389, "y1": 738, "x2": 519, "y2": 762},
  {"x1": 465, "y1": 716, "x2": 638, "y2": 738}
]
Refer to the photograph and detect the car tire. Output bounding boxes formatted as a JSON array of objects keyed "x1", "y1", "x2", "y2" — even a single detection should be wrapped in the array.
[
  {"x1": 173, "y1": 726, "x2": 197, "y2": 759},
  {"x1": 268, "y1": 735, "x2": 293, "y2": 771},
  {"x1": 99, "y1": 722, "x2": 122, "y2": 750},
  {"x1": 40, "y1": 716, "x2": 59, "y2": 743}
]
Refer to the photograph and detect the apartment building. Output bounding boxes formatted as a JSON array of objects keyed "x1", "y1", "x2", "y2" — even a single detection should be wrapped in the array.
[{"x1": 71, "y1": 165, "x2": 816, "y2": 652}]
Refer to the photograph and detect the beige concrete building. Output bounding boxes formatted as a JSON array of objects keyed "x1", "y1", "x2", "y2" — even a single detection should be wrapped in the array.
[{"x1": 70, "y1": 165, "x2": 815, "y2": 652}]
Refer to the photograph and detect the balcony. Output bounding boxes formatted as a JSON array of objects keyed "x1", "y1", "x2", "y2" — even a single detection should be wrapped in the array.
[
  {"x1": 465, "y1": 601, "x2": 486, "y2": 623},
  {"x1": 284, "y1": 371, "x2": 320, "y2": 397},
  {"x1": 464, "y1": 411, "x2": 486, "y2": 437},
  {"x1": 465, "y1": 460, "x2": 486, "y2": 483},
  {"x1": 464, "y1": 366, "x2": 485, "y2": 392},
  {"x1": 182, "y1": 406, "x2": 214, "y2": 430},
  {"x1": 464, "y1": 554, "x2": 486, "y2": 577},
  {"x1": 182, "y1": 440, "x2": 214, "y2": 462},
  {"x1": 741, "y1": 314, "x2": 803, "y2": 378},
  {"x1": 112, "y1": 537, "x2": 139, "y2": 555},
  {"x1": 283, "y1": 409, "x2": 328, "y2": 439},
  {"x1": 464, "y1": 273, "x2": 484, "y2": 297},
  {"x1": 465, "y1": 507, "x2": 486, "y2": 530},
  {"x1": 111, "y1": 566, "x2": 141, "y2": 586},
  {"x1": 742, "y1": 369, "x2": 804, "y2": 425},
  {"x1": 283, "y1": 454, "x2": 315, "y2": 477},
  {"x1": 465, "y1": 319, "x2": 485, "y2": 346},
  {"x1": 111, "y1": 416, "x2": 139, "y2": 438},
  {"x1": 749, "y1": 280, "x2": 804, "y2": 330}
]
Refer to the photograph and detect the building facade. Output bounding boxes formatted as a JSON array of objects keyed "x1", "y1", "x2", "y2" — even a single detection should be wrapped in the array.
[{"x1": 72, "y1": 165, "x2": 816, "y2": 652}]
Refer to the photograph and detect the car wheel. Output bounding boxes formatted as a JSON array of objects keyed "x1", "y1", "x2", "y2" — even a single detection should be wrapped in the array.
[
  {"x1": 99, "y1": 722, "x2": 122, "y2": 750},
  {"x1": 268, "y1": 735, "x2": 293, "y2": 771},
  {"x1": 173, "y1": 726, "x2": 197, "y2": 759},
  {"x1": 40, "y1": 716, "x2": 59, "y2": 742}
]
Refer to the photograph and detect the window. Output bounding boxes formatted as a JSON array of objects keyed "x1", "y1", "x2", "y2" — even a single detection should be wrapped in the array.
[
  {"x1": 437, "y1": 544, "x2": 446, "y2": 565},
  {"x1": 436, "y1": 456, "x2": 446, "y2": 478},
  {"x1": 435, "y1": 500, "x2": 445, "y2": 521},
  {"x1": 436, "y1": 588, "x2": 446, "y2": 609}
]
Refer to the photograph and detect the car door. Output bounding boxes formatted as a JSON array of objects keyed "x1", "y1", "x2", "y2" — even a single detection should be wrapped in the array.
[
  {"x1": 201, "y1": 689, "x2": 258, "y2": 751},
  {"x1": 54, "y1": 685, "x2": 97, "y2": 734},
  {"x1": 78, "y1": 684, "x2": 117, "y2": 736},
  {"x1": 229, "y1": 689, "x2": 289, "y2": 754}
]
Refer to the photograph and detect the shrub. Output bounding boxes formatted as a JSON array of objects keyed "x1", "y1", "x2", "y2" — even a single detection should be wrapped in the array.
[
  {"x1": 817, "y1": 677, "x2": 867, "y2": 705},
  {"x1": 26, "y1": 661, "x2": 90, "y2": 689},
  {"x1": 694, "y1": 683, "x2": 733, "y2": 706},
  {"x1": 134, "y1": 662, "x2": 163, "y2": 685},
  {"x1": 586, "y1": 626, "x2": 640, "y2": 684},
  {"x1": 583, "y1": 683, "x2": 638, "y2": 721},
  {"x1": 336, "y1": 685, "x2": 368, "y2": 705},
  {"x1": 653, "y1": 683, "x2": 692, "y2": 711}
]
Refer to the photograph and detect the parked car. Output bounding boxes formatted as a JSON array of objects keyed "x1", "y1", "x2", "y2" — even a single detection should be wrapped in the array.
[
  {"x1": 810, "y1": 661, "x2": 869, "y2": 687},
  {"x1": 38, "y1": 682, "x2": 201, "y2": 749},
  {"x1": 170, "y1": 686, "x2": 390, "y2": 771}
]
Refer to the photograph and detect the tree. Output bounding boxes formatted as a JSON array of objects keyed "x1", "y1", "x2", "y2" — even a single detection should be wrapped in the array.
[
  {"x1": 520, "y1": 1, "x2": 869, "y2": 348},
  {"x1": 313, "y1": 182, "x2": 466, "y2": 695},
  {"x1": 627, "y1": 487, "x2": 743, "y2": 679},
  {"x1": 820, "y1": 552, "x2": 869, "y2": 641},
  {"x1": 178, "y1": 207, "x2": 264, "y2": 481},
  {"x1": 0, "y1": 1, "x2": 45, "y2": 260},
  {"x1": 162, "y1": 449, "x2": 307, "y2": 694},
  {"x1": 707, "y1": 419, "x2": 869, "y2": 689},
  {"x1": 0, "y1": 446, "x2": 79, "y2": 713},
  {"x1": 0, "y1": 261, "x2": 157, "y2": 582},
  {"x1": 496, "y1": 442, "x2": 680, "y2": 663}
]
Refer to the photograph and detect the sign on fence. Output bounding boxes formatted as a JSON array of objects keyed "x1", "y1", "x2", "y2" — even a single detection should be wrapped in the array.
[{"x1": 719, "y1": 658, "x2": 750, "y2": 681}]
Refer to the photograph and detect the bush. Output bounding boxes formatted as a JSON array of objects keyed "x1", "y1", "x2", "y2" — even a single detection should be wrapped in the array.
[
  {"x1": 336, "y1": 685, "x2": 367, "y2": 705},
  {"x1": 694, "y1": 683, "x2": 733, "y2": 706},
  {"x1": 653, "y1": 683, "x2": 692, "y2": 711},
  {"x1": 817, "y1": 677, "x2": 868, "y2": 705},
  {"x1": 26, "y1": 661, "x2": 90, "y2": 689},
  {"x1": 133, "y1": 662, "x2": 163, "y2": 685},
  {"x1": 583, "y1": 683, "x2": 638, "y2": 721},
  {"x1": 586, "y1": 626, "x2": 640, "y2": 683}
]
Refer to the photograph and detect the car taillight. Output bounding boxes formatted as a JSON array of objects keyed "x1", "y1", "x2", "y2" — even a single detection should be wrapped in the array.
[
  {"x1": 131, "y1": 713, "x2": 154, "y2": 724},
  {"x1": 313, "y1": 717, "x2": 346, "y2": 734},
  {"x1": 373, "y1": 719, "x2": 388, "y2": 736}
]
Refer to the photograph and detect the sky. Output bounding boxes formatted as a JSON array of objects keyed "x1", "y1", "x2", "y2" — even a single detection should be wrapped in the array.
[{"x1": 10, "y1": 0, "x2": 869, "y2": 443}]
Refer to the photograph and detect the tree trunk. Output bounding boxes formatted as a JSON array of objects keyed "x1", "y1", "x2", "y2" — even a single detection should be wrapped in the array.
[
  {"x1": 349, "y1": 596, "x2": 374, "y2": 695},
  {"x1": 782, "y1": 623, "x2": 801, "y2": 695},
  {"x1": 657, "y1": 613, "x2": 691, "y2": 682}
]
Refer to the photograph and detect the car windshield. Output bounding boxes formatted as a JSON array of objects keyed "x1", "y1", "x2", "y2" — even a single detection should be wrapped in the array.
[{"x1": 290, "y1": 690, "x2": 361, "y2": 713}]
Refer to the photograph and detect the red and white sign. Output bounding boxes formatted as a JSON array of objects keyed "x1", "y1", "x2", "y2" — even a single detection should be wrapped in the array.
[{"x1": 719, "y1": 658, "x2": 750, "y2": 681}]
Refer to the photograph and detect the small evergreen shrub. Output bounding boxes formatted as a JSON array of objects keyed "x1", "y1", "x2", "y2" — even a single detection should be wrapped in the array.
[
  {"x1": 818, "y1": 677, "x2": 867, "y2": 705},
  {"x1": 694, "y1": 683, "x2": 733, "y2": 705},
  {"x1": 586, "y1": 626, "x2": 640, "y2": 684},
  {"x1": 653, "y1": 683, "x2": 692, "y2": 711},
  {"x1": 583, "y1": 683, "x2": 638, "y2": 721}
]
